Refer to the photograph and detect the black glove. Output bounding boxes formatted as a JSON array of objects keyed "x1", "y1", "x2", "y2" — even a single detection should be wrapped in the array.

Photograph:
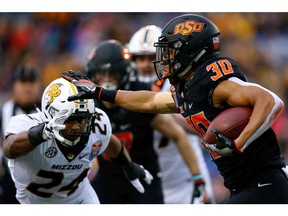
[
  {"x1": 62, "y1": 70, "x2": 101, "y2": 101},
  {"x1": 122, "y1": 162, "x2": 153, "y2": 193},
  {"x1": 62, "y1": 70, "x2": 91, "y2": 81},
  {"x1": 211, "y1": 128, "x2": 243, "y2": 154},
  {"x1": 62, "y1": 70, "x2": 117, "y2": 103},
  {"x1": 191, "y1": 174, "x2": 209, "y2": 204}
]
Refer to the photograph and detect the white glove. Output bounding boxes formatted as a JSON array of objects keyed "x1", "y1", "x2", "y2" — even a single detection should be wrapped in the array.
[
  {"x1": 191, "y1": 174, "x2": 209, "y2": 204},
  {"x1": 42, "y1": 108, "x2": 73, "y2": 142},
  {"x1": 122, "y1": 163, "x2": 153, "y2": 193},
  {"x1": 130, "y1": 166, "x2": 153, "y2": 193},
  {"x1": 282, "y1": 165, "x2": 288, "y2": 177}
]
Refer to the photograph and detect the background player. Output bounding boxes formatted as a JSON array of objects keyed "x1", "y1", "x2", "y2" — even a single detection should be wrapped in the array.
[{"x1": 0, "y1": 64, "x2": 42, "y2": 204}]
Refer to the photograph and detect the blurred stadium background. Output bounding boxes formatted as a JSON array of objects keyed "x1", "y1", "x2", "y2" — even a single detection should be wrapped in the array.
[{"x1": 1, "y1": 12, "x2": 288, "y2": 203}]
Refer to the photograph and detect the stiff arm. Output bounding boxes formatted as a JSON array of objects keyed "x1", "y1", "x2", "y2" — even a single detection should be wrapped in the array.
[{"x1": 115, "y1": 90, "x2": 177, "y2": 114}]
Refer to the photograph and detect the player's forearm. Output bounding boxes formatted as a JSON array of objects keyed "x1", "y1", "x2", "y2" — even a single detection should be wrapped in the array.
[
  {"x1": 3, "y1": 132, "x2": 36, "y2": 159},
  {"x1": 226, "y1": 78, "x2": 284, "y2": 151},
  {"x1": 115, "y1": 90, "x2": 176, "y2": 114},
  {"x1": 173, "y1": 114, "x2": 199, "y2": 135},
  {"x1": 114, "y1": 90, "x2": 158, "y2": 113},
  {"x1": 107, "y1": 135, "x2": 132, "y2": 167},
  {"x1": 157, "y1": 115, "x2": 201, "y2": 175},
  {"x1": 175, "y1": 134, "x2": 201, "y2": 175},
  {"x1": 105, "y1": 134, "x2": 128, "y2": 159},
  {"x1": 237, "y1": 92, "x2": 283, "y2": 150}
]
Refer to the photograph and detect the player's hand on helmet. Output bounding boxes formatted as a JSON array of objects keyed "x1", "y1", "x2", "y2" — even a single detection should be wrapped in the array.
[
  {"x1": 62, "y1": 70, "x2": 102, "y2": 101},
  {"x1": 122, "y1": 162, "x2": 153, "y2": 193},
  {"x1": 191, "y1": 174, "x2": 209, "y2": 204},
  {"x1": 42, "y1": 108, "x2": 73, "y2": 142},
  {"x1": 207, "y1": 129, "x2": 243, "y2": 155}
]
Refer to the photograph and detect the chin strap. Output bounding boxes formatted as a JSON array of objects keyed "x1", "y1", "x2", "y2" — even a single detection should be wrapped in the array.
[
  {"x1": 178, "y1": 49, "x2": 206, "y2": 78},
  {"x1": 61, "y1": 137, "x2": 80, "y2": 147}
]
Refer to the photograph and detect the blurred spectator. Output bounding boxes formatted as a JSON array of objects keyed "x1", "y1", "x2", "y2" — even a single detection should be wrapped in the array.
[{"x1": 0, "y1": 64, "x2": 42, "y2": 204}]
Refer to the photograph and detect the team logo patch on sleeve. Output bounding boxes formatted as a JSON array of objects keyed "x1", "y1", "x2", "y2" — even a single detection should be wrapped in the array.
[
  {"x1": 213, "y1": 36, "x2": 220, "y2": 49},
  {"x1": 89, "y1": 142, "x2": 102, "y2": 160}
]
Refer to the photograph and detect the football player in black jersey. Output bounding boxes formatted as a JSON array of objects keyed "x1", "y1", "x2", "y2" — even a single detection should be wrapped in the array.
[
  {"x1": 74, "y1": 39, "x2": 205, "y2": 204},
  {"x1": 62, "y1": 14, "x2": 288, "y2": 204},
  {"x1": 127, "y1": 25, "x2": 215, "y2": 204}
]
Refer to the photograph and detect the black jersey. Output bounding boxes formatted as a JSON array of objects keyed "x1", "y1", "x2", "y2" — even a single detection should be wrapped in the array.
[
  {"x1": 174, "y1": 57, "x2": 286, "y2": 191},
  {"x1": 96, "y1": 80, "x2": 160, "y2": 176}
]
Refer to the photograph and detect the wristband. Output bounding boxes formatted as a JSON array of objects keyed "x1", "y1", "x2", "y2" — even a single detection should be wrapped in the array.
[
  {"x1": 99, "y1": 88, "x2": 117, "y2": 104},
  {"x1": 233, "y1": 140, "x2": 243, "y2": 154},
  {"x1": 192, "y1": 174, "x2": 204, "y2": 184},
  {"x1": 27, "y1": 123, "x2": 46, "y2": 146}
]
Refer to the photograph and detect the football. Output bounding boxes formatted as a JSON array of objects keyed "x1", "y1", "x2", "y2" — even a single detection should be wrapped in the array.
[{"x1": 204, "y1": 107, "x2": 253, "y2": 144}]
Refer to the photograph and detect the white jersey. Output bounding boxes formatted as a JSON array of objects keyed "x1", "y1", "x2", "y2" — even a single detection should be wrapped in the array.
[
  {"x1": 154, "y1": 80, "x2": 215, "y2": 204},
  {"x1": 153, "y1": 131, "x2": 192, "y2": 204},
  {"x1": 4, "y1": 107, "x2": 111, "y2": 204}
]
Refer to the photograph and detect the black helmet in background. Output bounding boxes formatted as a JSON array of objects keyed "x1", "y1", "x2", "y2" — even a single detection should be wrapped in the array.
[{"x1": 86, "y1": 40, "x2": 136, "y2": 90}]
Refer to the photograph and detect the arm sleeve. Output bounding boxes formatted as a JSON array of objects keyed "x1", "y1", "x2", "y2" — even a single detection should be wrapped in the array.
[
  {"x1": 91, "y1": 108, "x2": 112, "y2": 156},
  {"x1": 229, "y1": 77, "x2": 284, "y2": 150}
]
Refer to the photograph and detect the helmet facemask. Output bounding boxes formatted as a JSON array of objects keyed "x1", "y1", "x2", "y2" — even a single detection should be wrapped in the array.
[
  {"x1": 153, "y1": 38, "x2": 205, "y2": 85},
  {"x1": 86, "y1": 40, "x2": 137, "y2": 91},
  {"x1": 128, "y1": 25, "x2": 163, "y2": 84},
  {"x1": 133, "y1": 54, "x2": 158, "y2": 84},
  {"x1": 60, "y1": 110, "x2": 94, "y2": 147},
  {"x1": 94, "y1": 63, "x2": 122, "y2": 91},
  {"x1": 153, "y1": 42, "x2": 175, "y2": 81}
]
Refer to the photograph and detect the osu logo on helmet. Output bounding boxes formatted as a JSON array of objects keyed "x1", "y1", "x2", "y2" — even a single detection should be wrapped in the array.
[{"x1": 174, "y1": 20, "x2": 204, "y2": 35}]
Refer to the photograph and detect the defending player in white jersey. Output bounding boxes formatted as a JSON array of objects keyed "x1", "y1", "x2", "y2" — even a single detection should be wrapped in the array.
[
  {"x1": 127, "y1": 25, "x2": 215, "y2": 204},
  {"x1": 2, "y1": 77, "x2": 152, "y2": 204}
]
